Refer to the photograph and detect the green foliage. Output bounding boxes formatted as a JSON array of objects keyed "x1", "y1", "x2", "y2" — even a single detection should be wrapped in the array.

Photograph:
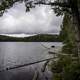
[
  {"x1": 63, "y1": 62, "x2": 80, "y2": 80},
  {"x1": 0, "y1": 0, "x2": 35, "y2": 16},
  {"x1": 59, "y1": 13, "x2": 77, "y2": 54},
  {"x1": 50, "y1": 12, "x2": 80, "y2": 80},
  {"x1": 0, "y1": 0, "x2": 76, "y2": 16},
  {"x1": 52, "y1": 0, "x2": 71, "y2": 16},
  {"x1": 50, "y1": 55, "x2": 80, "y2": 80}
]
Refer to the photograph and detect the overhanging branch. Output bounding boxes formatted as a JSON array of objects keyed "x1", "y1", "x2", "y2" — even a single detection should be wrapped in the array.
[
  {"x1": 0, "y1": 0, "x2": 70, "y2": 16},
  {"x1": 34, "y1": 2, "x2": 70, "y2": 8}
]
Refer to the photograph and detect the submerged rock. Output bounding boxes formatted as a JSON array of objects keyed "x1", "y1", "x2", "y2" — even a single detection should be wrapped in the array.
[{"x1": 51, "y1": 45, "x2": 55, "y2": 48}]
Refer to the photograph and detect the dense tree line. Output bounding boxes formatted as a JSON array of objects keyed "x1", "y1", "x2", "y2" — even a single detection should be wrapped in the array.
[{"x1": 0, "y1": 34, "x2": 61, "y2": 42}]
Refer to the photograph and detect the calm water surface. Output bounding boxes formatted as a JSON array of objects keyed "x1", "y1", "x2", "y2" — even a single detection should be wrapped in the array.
[{"x1": 0, "y1": 42, "x2": 62, "y2": 80}]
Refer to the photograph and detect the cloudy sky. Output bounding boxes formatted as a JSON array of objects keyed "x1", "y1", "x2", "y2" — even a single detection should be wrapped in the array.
[{"x1": 0, "y1": 2, "x2": 63, "y2": 34}]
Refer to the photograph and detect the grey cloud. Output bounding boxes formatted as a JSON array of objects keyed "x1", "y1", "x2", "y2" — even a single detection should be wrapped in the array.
[{"x1": 0, "y1": 2, "x2": 63, "y2": 34}]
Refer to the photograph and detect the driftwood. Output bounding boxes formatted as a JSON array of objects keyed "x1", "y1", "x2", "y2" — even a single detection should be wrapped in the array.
[
  {"x1": 48, "y1": 51, "x2": 56, "y2": 54},
  {"x1": 32, "y1": 70, "x2": 39, "y2": 80},
  {"x1": 41, "y1": 60, "x2": 50, "y2": 72},
  {"x1": 0, "y1": 57, "x2": 57, "y2": 72},
  {"x1": 32, "y1": 60, "x2": 50, "y2": 80}
]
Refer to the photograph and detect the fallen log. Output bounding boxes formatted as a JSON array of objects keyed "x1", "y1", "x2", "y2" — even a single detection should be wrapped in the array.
[{"x1": 0, "y1": 57, "x2": 57, "y2": 72}]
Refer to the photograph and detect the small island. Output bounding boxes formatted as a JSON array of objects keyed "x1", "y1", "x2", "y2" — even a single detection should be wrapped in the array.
[{"x1": 0, "y1": 34, "x2": 61, "y2": 42}]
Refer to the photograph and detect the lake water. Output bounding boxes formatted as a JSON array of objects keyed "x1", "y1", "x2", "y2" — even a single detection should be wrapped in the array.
[{"x1": 0, "y1": 42, "x2": 62, "y2": 80}]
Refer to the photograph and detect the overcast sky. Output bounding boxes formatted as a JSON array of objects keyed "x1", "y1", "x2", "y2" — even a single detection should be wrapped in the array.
[{"x1": 0, "y1": 2, "x2": 63, "y2": 34}]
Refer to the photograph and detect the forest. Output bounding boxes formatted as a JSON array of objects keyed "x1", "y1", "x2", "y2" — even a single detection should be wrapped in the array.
[{"x1": 0, "y1": 34, "x2": 61, "y2": 42}]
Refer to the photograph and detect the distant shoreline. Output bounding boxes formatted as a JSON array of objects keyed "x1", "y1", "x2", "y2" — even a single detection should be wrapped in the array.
[
  {"x1": 0, "y1": 34, "x2": 62, "y2": 42},
  {"x1": 0, "y1": 41, "x2": 62, "y2": 42}
]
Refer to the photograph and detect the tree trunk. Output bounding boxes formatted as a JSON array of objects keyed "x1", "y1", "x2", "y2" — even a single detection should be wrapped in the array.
[{"x1": 69, "y1": 0, "x2": 80, "y2": 61}]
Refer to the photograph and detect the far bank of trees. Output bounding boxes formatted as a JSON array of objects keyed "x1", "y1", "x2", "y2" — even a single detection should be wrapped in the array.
[{"x1": 0, "y1": 34, "x2": 61, "y2": 42}]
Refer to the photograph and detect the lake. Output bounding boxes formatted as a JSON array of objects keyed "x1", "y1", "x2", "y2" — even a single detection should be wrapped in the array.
[{"x1": 0, "y1": 42, "x2": 62, "y2": 80}]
